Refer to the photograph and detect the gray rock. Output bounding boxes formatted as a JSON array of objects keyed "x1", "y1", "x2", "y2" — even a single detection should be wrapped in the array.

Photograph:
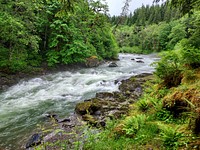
[
  {"x1": 108, "y1": 62, "x2": 118, "y2": 67},
  {"x1": 57, "y1": 118, "x2": 71, "y2": 123},
  {"x1": 136, "y1": 60, "x2": 144, "y2": 63},
  {"x1": 25, "y1": 133, "x2": 42, "y2": 149}
]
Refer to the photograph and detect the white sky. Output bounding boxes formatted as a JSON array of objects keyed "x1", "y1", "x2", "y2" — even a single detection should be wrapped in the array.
[{"x1": 104, "y1": 0, "x2": 162, "y2": 16}]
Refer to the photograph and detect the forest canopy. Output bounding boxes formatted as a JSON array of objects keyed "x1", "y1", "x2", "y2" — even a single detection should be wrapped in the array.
[{"x1": 0, "y1": 0, "x2": 118, "y2": 72}]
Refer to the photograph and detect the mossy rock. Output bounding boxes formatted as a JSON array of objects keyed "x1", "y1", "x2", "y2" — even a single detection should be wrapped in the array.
[
  {"x1": 75, "y1": 99, "x2": 102, "y2": 115},
  {"x1": 82, "y1": 114, "x2": 97, "y2": 125}
]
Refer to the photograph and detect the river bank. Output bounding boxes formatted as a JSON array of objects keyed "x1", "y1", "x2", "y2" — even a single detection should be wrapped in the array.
[
  {"x1": 25, "y1": 73, "x2": 153, "y2": 149},
  {"x1": 0, "y1": 53, "x2": 157, "y2": 149}
]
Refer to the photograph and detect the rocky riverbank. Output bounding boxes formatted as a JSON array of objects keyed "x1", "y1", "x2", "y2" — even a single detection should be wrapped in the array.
[{"x1": 25, "y1": 73, "x2": 153, "y2": 149}]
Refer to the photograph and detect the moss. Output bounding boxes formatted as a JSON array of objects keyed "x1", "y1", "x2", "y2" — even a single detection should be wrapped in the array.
[
  {"x1": 75, "y1": 99, "x2": 102, "y2": 115},
  {"x1": 113, "y1": 123, "x2": 125, "y2": 136},
  {"x1": 163, "y1": 88, "x2": 200, "y2": 111},
  {"x1": 82, "y1": 114, "x2": 97, "y2": 125}
]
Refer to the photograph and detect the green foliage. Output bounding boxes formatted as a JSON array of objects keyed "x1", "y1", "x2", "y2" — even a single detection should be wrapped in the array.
[
  {"x1": 139, "y1": 24, "x2": 160, "y2": 51},
  {"x1": 119, "y1": 46, "x2": 146, "y2": 54},
  {"x1": 158, "y1": 22, "x2": 172, "y2": 50},
  {"x1": 133, "y1": 122, "x2": 160, "y2": 145},
  {"x1": 0, "y1": 8, "x2": 40, "y2": 71},
  {"x1": 137, "y1": 98, "x2": 150, "y2": 111},
  {"x1": 167, "y1": 22, "x2": 186, "y2": 49},
  {"x1": 155, "y1": 108, "x2": 175, "y2": 123},
  {"x1": 159, "y1": 126, "x2": 183, "y2": 149},
  {"x1": 154, "y1": 51, "x2": 183, "y2": 88},
  {"x1": 123, "y1": 114, "x2": 147, "y2": 136},
  {"x1": 181, "y1": 43, "x2": 200, "y2": 68},
  {"x1": 0, "y1": 0, "x2": 118, "y2": 71}
]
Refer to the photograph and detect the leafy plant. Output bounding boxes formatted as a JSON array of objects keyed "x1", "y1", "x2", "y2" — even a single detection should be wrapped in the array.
[
  {"x1": 159, "y1": 126, "x2": 183, "y2": 149},
  {"x1": 137, "y1": 99, "x2": 150, "y2": 112},
  {"x1": 154, "y1": 51, "x2": 183, "y2": 88},
  {"x1": 180, "y1": 40, "x2": 200, "y2": 68},
  {"x1": 123, "y1": 114, "x2": 147, "y2": 136}
]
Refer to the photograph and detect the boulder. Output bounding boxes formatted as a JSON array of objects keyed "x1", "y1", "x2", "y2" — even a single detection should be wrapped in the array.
[
  {"x1": 57, "y1": 118, "x2": 70, "y2": 123},
  {"x1": 75, "y1": 99, "x2": 101, "y2": 115},
  {"x1": 85, "y1": 56, "x2": 100, "y2": 67},
  {"x1": 131, "y1": 58, "x2": 135, "y2": 60},
  {"x1": 108, "y1": 62, "x2": 118, "y2": 67},
  {"x1": 136, "y1": 57, "x2": 143, "y2": 59},
  {"x1": 136, "y1": 60, "x2": 144, "y2": 63},
  {"x1": 25, "y1": 133, "x2": 42, "y2": 149}
]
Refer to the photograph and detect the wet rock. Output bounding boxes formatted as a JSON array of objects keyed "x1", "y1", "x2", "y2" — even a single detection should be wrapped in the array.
[
  {"x1": 25, "y1": 133, "x2": 42, "y2": 149},
  {"x1": 75, "y1": 99, "x2": 101, "y2": 115},
  {"x1": 136, "y1": 57, "x2": 143, "y2": 59},
  {"x1": 44, "y1": 113, "x2": 58, "y2": 119},
  {"x1": 74, "y1": 73, "x2": 153, "y2": 129},
  {"x1": 44, "y1": 113, "x2": 59, "y2": 122},
  {"x1": 96, "y1": 92, "x2": 114, "y2": 99},
  {"x1": 57, "y1": 118, "x2": 71, "y2": 123},
  {"x1": 94, "y1": 110, "x2": 101, "y2": 116},
  {"x1": 133, "y1": 87, "x2": 143, "y2": 97},
  {"x1": 85, "y1": 56, "x2": 100, "y2": 67},
  {"x1": 131, "y1": 58, "x2": 135, "y2": 60},
  {"x1": 135, "y1": 73, "x2": 152, "y2": 78},
  {"x1": 108, "y1": 62, "x2": 118, "y2": 67},
  {"x1": 108, "y1": 110, "x2": 127, "y2": 119},
  {"x1": 136, "y1": 60, "x2": 144, "y2": 63}
]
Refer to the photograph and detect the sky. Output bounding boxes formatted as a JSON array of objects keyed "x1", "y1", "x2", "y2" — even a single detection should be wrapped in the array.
[{"x1": 104, "y1": 0, "x2": 162, "y2": 16}]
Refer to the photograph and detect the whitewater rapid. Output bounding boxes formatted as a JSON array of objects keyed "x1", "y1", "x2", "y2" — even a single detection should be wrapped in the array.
[{"x1": 0, "y1": 53, "x2": 158, "y2": 149}]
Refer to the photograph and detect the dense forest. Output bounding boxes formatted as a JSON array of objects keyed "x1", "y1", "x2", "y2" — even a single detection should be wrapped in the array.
[
  {"x1": 111, "y1": 1, "x2": 200, "y2": 56},
  {"x1": 0, "y1": 0, "x2": 118, "y2": 73}
]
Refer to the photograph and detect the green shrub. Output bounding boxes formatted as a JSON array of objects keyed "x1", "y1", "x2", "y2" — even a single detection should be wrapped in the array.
[
  {"x1": 159, "y1": 126, "x2": 183, "y2": 149},
  {"x1": 123, "y1": 114, "x2": 147, "y2": 136},
  {"x1": 137, "y1": 99, "x2": 150, "y2": 112},
  {"x1": 154, "y1": 51, "x2": 183, "y2": 88},
  {"x1": 180, "y1": 39, "x2": 200, "y2": 68}
]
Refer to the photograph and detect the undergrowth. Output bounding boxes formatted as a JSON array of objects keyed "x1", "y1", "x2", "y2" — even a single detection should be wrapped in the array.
[{"x1": 83, "y1": 69, "x2": 200, "y2": 150}]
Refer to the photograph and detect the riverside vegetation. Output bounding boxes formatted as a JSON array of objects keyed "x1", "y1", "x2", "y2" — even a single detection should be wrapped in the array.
[
  {"x1": 0, "y1": 0, "x2": 118, "y2": 91},
  {"x1": 81, "y1": 0, "x2": 200, "y2": 149},
  {"x1": 0, "y1": 0, "x2": 200, "y2": 149}
]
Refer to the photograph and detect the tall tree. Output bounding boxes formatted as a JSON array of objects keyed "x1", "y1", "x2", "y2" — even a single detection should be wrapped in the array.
[{"x1": 154, "y1": 0, "x2": 199, "y2": 16}]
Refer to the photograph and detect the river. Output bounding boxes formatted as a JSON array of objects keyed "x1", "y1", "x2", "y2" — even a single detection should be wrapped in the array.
[{"x1": 0, "y1": 53, "x2": 158, "y2": 149}]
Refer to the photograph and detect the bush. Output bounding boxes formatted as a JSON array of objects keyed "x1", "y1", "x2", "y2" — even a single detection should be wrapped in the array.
[
  {"x1": 154, "y1": 51, "x2": 183, "y2": 88},
  {"x1": 123, "y1": 114, "x2": 147, "y2": 136},
  {"x1": 180, "y1": 39, "x2": 200, "y2": 68},
  {"x1": 159, "y1": 126, "x2": 183, "y2": 149}
]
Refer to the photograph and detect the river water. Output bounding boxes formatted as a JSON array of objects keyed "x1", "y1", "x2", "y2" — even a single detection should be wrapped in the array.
[{"x1": 0, "y1": 53, "x2": 158, "y2": 149}]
